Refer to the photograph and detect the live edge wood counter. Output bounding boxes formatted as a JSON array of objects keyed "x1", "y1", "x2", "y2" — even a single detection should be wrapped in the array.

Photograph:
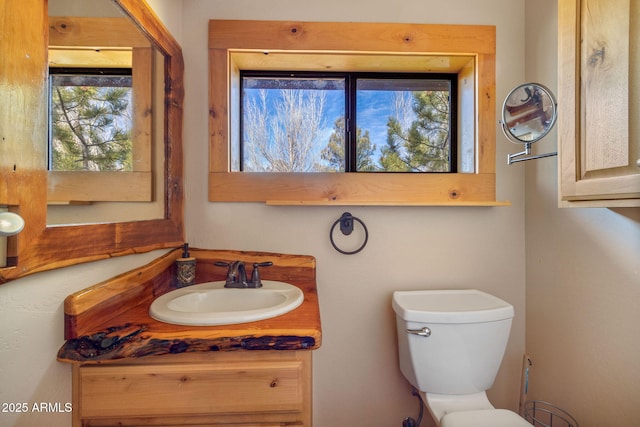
[
  {"x1": 58, "y1": 249, "x2": 321, "y2": 427},
  {"x1": 58, "y1": 248, "x2": 322, "y2": 362}
]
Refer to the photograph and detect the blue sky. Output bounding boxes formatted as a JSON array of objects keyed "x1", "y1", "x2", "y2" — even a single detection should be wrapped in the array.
[
  {"x1": 242, "y1": 83, "x2": 423, "y2": 171},
  {"x1": 249, "y1": 89, "x2": 404, "y2": 151}
]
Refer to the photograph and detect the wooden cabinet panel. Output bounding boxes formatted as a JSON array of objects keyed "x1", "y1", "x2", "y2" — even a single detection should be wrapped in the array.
[
  {"x1": 72, "y1": 351, "x2": 311, "y2": 427},
  {"x1": 79, "y1": 361, "x2": 303, "y2": 417},
  {"x1": 558, "y1": 0, "x2": 640, "y2": 206}
]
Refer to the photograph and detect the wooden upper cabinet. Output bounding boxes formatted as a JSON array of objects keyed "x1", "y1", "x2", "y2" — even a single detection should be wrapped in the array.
[{"x1": 558, "y1": 0, "x2": 640, "y2": 207}]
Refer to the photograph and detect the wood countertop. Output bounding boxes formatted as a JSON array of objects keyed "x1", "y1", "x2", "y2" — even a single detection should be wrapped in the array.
[{"x1": 57, "y1": 248, "x2": 322, "y2": 364}]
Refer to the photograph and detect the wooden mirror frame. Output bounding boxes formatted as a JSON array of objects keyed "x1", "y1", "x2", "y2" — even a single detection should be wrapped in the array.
[{"x1": 0, "y1": 0, "x2": 184, "y2": 282}]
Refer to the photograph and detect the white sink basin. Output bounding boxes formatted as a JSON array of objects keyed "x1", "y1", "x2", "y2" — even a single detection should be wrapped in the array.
[{"x1": 149, "y1": 280, "x2": 304, "y2": 326}]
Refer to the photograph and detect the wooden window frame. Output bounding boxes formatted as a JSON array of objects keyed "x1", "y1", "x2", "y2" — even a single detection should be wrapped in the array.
[
  {"x1": 48, "y1": 16, "x2": 153, "y2": 203},
  {"x1": 209, "y1": 20, "x2": 506, "y2": 206}
]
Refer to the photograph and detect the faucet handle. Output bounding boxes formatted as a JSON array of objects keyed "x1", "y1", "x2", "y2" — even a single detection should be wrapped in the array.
[
  {"x1": 254, "y1": 261, "x2": 273, "y2": 268},
  {"x1": 250, "y1": 262, "x2": 273, "y2": 288}
]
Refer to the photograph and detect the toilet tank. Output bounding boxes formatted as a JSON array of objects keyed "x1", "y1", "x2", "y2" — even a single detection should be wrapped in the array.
[{"x1": 393, "y1": 289, "x2": 514, "y2": 395}]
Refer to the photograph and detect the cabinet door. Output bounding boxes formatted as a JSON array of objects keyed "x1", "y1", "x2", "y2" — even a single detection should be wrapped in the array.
[{"x1": 558, "y1": 0, "x2": 640, "y2": 206}]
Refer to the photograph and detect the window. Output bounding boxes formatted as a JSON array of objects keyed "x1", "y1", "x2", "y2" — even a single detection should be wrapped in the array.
[
  {"x1": 240, "y1": 72, "x2": 457, "y2": 173},
  {"x1": 49, "y1": 68, "x2": 134, "y2": 172},
  {"x1": 209, "y1": 20, "x2": 504, "y2": 205}
]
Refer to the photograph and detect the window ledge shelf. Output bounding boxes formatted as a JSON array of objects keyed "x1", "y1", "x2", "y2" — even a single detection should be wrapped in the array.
[
  {"x1": 265, "y1": 200, "x2": 511, "y2": 207},
  {"x1": 209, "y1": 171, "x2": 508, "y2": 206}
]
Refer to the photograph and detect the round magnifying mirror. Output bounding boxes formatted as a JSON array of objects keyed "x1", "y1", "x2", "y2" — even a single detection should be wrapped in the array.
[{"x1": 501, "y1": 83, "x2": 557, "y2": 144}]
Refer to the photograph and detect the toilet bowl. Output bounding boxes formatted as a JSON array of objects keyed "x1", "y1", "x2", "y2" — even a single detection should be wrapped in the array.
[
  {"x1": 441, "y1": 408, "x2": 530, "y2": 427},
  {"x1": 393, "y1": 289, "x2": 530, "y2": 427}
]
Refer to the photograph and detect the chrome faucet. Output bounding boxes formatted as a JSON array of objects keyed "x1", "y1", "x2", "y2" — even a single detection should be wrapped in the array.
[{"x1": 214, "y1": 261, "x2": 272, "y2": 288}]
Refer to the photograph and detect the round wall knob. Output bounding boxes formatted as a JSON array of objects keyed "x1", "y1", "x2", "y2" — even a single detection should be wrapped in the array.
[{"x1": 0, "y1": 212, "x2": 25, "y2": 237}]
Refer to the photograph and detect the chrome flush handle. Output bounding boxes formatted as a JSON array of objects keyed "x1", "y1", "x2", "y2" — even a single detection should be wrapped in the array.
[{"x1": 407, "y1": 327, "x2": 431, "y2": 337}]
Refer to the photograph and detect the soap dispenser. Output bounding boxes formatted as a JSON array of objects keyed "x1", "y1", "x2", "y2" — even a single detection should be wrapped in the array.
[{"x1": 176, "y1": 243, "x2": 196, "y2": 287}]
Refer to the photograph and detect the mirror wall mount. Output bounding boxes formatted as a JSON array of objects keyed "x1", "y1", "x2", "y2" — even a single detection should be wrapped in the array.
[
  {"x1": 0, "y1": 0, "x2": 184, "y2": 282},
  {"x1": 500, "y1": 82, "x2": 558, "y2": 165}
]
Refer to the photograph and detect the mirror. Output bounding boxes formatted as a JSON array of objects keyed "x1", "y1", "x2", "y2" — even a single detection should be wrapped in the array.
[
  {"x1": 500, "y1": 82, "x2": 558, "y2": 164},
  {"x1": 0, "y1": 0, "x2": 183, "y2": 282}
]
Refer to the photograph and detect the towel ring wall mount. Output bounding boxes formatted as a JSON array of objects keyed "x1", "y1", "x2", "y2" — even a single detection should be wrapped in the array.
[{"x1": 329, "y1": 212, "x2": 368, "y2": 255}]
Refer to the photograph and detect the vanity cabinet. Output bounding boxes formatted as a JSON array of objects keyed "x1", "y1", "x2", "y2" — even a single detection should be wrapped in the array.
[
  {"x1": 59, "y1": 249, "x2": 321, "y2": 427},
  {"x1": 558, "y1": 0, "x2": 640, "y2": 207},
  {"x1": 72, "y1": 350, "x2": 312, "y2": 427}
]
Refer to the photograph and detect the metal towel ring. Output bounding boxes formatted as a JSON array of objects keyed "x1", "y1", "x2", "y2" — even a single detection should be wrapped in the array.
[{"x1": 329, "y1": 212, "x2": 368, "y2": 255}]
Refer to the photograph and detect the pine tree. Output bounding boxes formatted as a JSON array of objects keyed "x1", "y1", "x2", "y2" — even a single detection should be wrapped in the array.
[
  {"x1": 321, "y1": 116, "x2": 377, "y2": 172},
  {"x1": 379, "y1": 90, "x2": 450, "y2": 172},
  {"x1": 51, "y1": 84, "x2": 132, "y2": 171}
]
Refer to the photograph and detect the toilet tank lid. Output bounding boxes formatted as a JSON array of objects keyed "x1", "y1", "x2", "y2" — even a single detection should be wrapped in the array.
[{"x1": 392, "y1": 289, "x2": 514, "y2": 324}]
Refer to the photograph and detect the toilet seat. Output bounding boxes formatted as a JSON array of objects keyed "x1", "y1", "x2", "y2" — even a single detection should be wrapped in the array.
[{"x1": 441, "y1": 409, "x2": 531, "y2": 427}]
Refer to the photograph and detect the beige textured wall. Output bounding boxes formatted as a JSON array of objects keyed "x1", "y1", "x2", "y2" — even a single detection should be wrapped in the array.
[
  {"x1": 3, "y1": 2, "x2": 637, "y2": 426},
  {"x1": 0, "y1": 249, "x2": 171, "y2": 426},
  {"x1": 524, "y1": 1, "x2": 640, "y2": 426},
  {"x1": 0, "y1": 1, "x2": 527, "y2": 427},
  {"x1": 0, "y1": 3, "x2": 182, "y2": 427},
  {"x1": 183, "y1": 0, "x2": 527, "y2": 425}
]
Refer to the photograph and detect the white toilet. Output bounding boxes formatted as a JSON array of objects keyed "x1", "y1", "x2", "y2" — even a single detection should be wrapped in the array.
[{"x1": 392, "y1": 289, "x2": 531, "y2": 427}]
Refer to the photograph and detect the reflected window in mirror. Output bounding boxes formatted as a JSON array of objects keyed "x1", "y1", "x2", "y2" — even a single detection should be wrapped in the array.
[
  {"x1": 47, "y1": 34, "x2": 155, "y2": 207},
  {"x1": 47, "y1": 4, "x2": 166, "y2": 224}
]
